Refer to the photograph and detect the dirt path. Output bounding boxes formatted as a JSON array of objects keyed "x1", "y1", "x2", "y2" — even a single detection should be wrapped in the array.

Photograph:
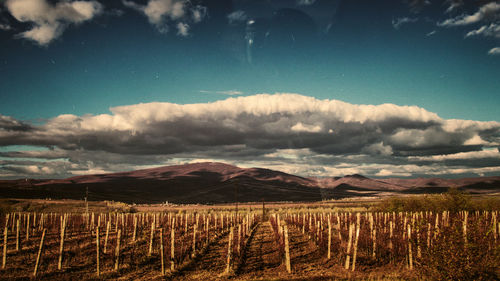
[
  {"x1": 287, "y1": 225, "x2": 327, "y2": 274},
  {"x1": 171, "y1": 231, "x2": 230, "y2": 281},
  {"x1": 236, "y1": 221, "x2": 282, "y2": 279}
]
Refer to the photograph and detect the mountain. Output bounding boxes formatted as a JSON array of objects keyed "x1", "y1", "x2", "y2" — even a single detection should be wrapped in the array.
[
  {"x1": 0, "y1": 162, "x2": 499, "y2": 204},
  {"x1": 0, "y1": 162, "x2": 321, "y2": 203}
]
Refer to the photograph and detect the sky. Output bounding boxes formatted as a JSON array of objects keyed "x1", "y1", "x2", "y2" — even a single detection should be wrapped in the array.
[{"x1": 0, "y1": 0, "x2": 499, "y2": 179}]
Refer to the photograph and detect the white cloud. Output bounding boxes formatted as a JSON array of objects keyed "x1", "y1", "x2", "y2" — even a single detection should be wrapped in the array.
[
  {"x1": 17, "y1": 23, "x2": 63, "y2": 45},
  {"x1": 406, "y1": 0, "x2": 431, "y2": 14},
  {"x1": 362, "y1": 142, "x2": 393, "y2": 156},
  {"x1": 291, "y1": 122, "x2": 322, "y2": 133},
  {"x1": 438, "y1": 2, "x2": 500, "y2": 27},
  {"x1": 426, "y1": 30, "x2": 436, "y2": 36},
  {"x1": 463, "y1": 135, "x2": 488, "y2": 146},
  {"x1": 409, "y1": 149, "x2": 500, "y2": 161},
  {"x1": 442, "y1": 119, "x2": 498, "y2": 132},
  {"x1": 392, "y1": 17, "x2": 418, "y2": 30},
  {"x1": 264, "y1": 148, "x2": 314, "y2": 160},
  {"x1": 70, "y1": 168, "x2": 112, "y2": 175},
  {"x1": 488, "y1": 47, "x2": 500, "y2": 55},
  {"x1": 199, "y1": 90, "x2": 244, "y2": 96},
  {"x1": 13, "y1": 165, "x2": 56, "y2": 175},
  {"x1": 176, "y1": 22, "x2": 189, "y2": 36},
  {"x1": 375, "y1": 169, "x2": 393, "y2": 177},
  {"x1": 227, "y1": 10, "x2": 247, "y2": 24},
  {"x1": 465, "y1": 23, "x2": 500, "y2": 39},
  {"x1": 296, "y1": 0, "x2": 316, "y2": 6},
  {"x1": 5, "y1": 0, "x2": 103, "y2": 45},
  {"x1": 0, "y1": 23, "x2": 12, "y2": 31},
  {"x1": 191, "y1": 5, "x2": 207, "y2": 23},
  {"x1": 123, "y1": 0, "x2": 206, "y2": 34}
]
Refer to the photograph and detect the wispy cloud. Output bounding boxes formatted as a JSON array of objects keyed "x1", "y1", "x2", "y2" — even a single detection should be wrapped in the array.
[
  {"x1": 438, "y1": 2, "x2": 500, "y2": 56},
  {"x1": 488, "y1": 47, "x2": 500, "y2": 55},
  {"x1": 444, "y1": 0, "x2": 463, "y2": 14},
  {"x1": 392, "y1": 17, "x2": 418, "y2": 30},
  {"x1": 1, "y1": 93, "x2": 499, "y2": 178},
  {"x1": 438, "y1": 2, "x2": 500, "y2": 27},
  {"x1": 227, "y1": 10, "x2": 247, "y2": 24},
  {"x1": 296, "y1": 0, "x2": 316, "y2": 6},
  {"x1": 405, "y1": 0, "x2": 431, "y2": 14},
  {"x1": 199, "y1": 90, "x2": 244, "y2": 96},
  {"x1": 465, "y1": 23, "x2": 500, "y2": 39},
  {"x1": 426, "y1": 30, "x2": 436, "y2": 37},
  {"x1": 5, "y1": 0, "x2": 103, "y2": 46}
]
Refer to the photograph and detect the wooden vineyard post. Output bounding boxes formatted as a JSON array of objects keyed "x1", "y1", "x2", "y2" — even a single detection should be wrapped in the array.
[
  {"x1": 493, "y1": 212, "x2": 497, "y2": 244},
  {"x1": 33, "y1": 228, "x2": 46, "y2": 277},
  {"x1": 408, "y1": 224, "x2": 413, "y2": 270},
  {"x1": 192, "y1": 224, "x2": 197, "y2": 258},
  {"x1": 148, "y1": 221, "x2": 154, "y2": 257},
  {"x1": 96, "y1": 226, "x2": 100, "y2": 277},
  {"x1": 114, "y1": 229, "x2": 121, "y2": 272},
  {"x1": 302, "y1": 215, "x2": 305, "y2": 234},
  {"x1": 345, "y1": 223, "x2": 353, "y2": 269},
  {"x1": 26, "y1": 214, "x2": 30, "y2": 241},
  {"x1": 104, "y1": 220, "x2": 110, "y2": 254},
  {"x1": 170, "y1": 226, "x2": 175, "y2": 271},
  {"x1": 160, "y1": 228, "x2": 164, "y2": 276},
  {"x1": 32, "y1": 213, "x2": 36, "y2": 237},
  {"x1": 389, "y1": 220, "x2": 394, "y2": 262},
  {"x1": 427, "y1": 222, "x2": 431, "y2": 248},
  {"x1": 225, "y1": 227, "x2": 234, "y2": 275},
  {"x1": 417, "y1": 226, "x2": 421, "y2": 259},
  {"x1": 132, "y1": 215, "x2": 137, "y2": 243},
  {"x1": 11, "y1": 213, "x2": 16, "y2": 233},
  {"x1": 284, "y1": 224, "x2": 291, "y2": 273},
  {"x1": 2, "y1": 225, "x2": 7, "y2": 269},
  {"x1": 237, "y1": 224, "x2": 241, "y2": 255},
  {"x1": 351, "y1": 219, "x2": 360, "y2": 271},
  {"x1": 15, "y1": 219, "x2": 19, "y2": 251},
  {"x1": 434, "y1": 214, "x2": 439, "y2": 240},
  {"x1": 327, "y1": 219, "x2": 332, "y2": 260},
  {"x1": 316, "y1": 221, "x2": 320, "y2": 242},
  {"x1": 463, "y1": 211, "x2": 468, "y2": 245},
  {"x1": 337, "y1": 219, "x2": 342, "y2": 242},
  {"x1": 206, "y1": 217, "x2": 210, "y2": 245},
  {"x1": 58, "y1": 215, "x2": 66, "y2": 270}
]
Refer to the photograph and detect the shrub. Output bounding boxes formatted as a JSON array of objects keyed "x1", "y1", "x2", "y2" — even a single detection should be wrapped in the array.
[
  {"x1": 420, "y1": 216, "x2": 500, "y2": 280},
  {"x1": 374, "y1": 188, "x2": 499, "y2": 212}
]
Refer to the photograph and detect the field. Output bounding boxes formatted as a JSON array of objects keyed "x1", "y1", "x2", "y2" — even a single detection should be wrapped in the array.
[{"x1": 0, "y1": 197, "x2": 499, "y2": 280}]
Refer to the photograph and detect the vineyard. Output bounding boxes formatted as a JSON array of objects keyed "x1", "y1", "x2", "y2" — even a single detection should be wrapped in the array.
[{"x1": 0, "y1": 207, "x2": 499, "y2": 280}]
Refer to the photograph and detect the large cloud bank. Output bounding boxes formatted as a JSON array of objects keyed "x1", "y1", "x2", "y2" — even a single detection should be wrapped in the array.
[{"x1": 1, "y1": 93, "x2": 499, "y2": 178}]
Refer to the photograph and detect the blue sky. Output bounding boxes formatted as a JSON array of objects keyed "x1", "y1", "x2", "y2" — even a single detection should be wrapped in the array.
[{"x1": 0, "y1": 0, "x2": 499, "y2": 179}]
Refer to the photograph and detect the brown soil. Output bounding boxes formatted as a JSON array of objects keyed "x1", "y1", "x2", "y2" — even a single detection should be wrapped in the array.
[{"x1": 236, "y1": 222, "x2": 282, "y2": 279}]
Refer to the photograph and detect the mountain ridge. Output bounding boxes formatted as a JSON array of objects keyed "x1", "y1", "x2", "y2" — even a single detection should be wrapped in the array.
[{"x1": 0, "y1": 162, "x2": 499, "y2": 203}]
